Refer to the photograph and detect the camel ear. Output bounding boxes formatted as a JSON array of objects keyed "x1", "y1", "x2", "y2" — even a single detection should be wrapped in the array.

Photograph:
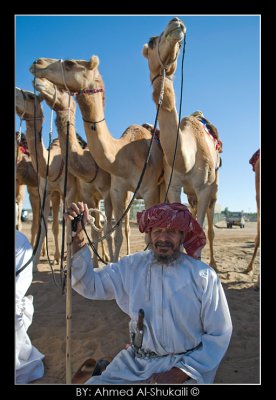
[
  {"x1": 88, "y1": 56, "x2": 99, "y2": 70},
  {"x1": 142, "y1": 44, "x2": 149, "y2": 59}
]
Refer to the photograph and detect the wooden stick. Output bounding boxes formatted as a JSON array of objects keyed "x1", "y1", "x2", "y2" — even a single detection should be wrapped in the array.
[{"x1": 66, "y1": 220, "x2": 72, "y2": 384}]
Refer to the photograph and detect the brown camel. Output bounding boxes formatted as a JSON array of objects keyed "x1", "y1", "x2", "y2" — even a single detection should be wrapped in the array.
[
  {"x1": 34, "y1": 77, "x2": 132, "y2": 262},
  {"x1": 142, "y1": 17, "x2": 221, "y2": 269},
  {"x1": 16, "y1": 134, "x2": 40, "y2": 244},
  {"x1": 245, "y1": 151, "x2": 260, "y2": 282},
  {"x1": 29, "y1": 57, "x2": 164, "y2": 261},
  {"x1": 16, "y1": 87, "x2": 78, "y2": 269},
  {"x1": 16, "y1": 132, "x2": 61, "y2": 258}
]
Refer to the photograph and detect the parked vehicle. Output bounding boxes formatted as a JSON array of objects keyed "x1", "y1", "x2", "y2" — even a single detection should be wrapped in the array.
[
  {"x1": 21, "y1": 209, "x2": 29, "y2": 222},
  {"x1": 225, "y1": 212, "x2": 245, "y2": 228}
]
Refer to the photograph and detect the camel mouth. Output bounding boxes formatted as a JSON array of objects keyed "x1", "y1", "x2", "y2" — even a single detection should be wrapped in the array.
[
  {"x1": 29, "y1": 66, "x2": 47, "y2": 78},
  {"x1": 164, "y1": 21, "x2": 185, "y2": 41},
  {"x1": 29, "y1": 61, "x2": 49, "y2": 76}
]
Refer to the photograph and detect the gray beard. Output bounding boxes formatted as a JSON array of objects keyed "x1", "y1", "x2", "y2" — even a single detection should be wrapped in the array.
[{"x1": 152, "y1": 249, "x2": 182, "y2": 265}]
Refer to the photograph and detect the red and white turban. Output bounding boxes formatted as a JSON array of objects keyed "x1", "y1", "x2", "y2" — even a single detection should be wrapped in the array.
[{"x1": 137, "y1": 202, "x2": 206, "y2": 258}]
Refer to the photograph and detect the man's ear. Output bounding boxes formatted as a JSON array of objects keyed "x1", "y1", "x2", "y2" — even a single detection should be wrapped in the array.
[{"x1": 145, "y1": 232, "x2": 151, "y2": 247}]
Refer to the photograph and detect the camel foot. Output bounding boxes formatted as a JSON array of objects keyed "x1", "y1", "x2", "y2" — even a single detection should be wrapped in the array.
[
  {"x1": 244, "y1": 267, "x2": 254, "y2": 276},
  {"x1": 102, "y1": 253, "x2": 110, "y2": 263}
]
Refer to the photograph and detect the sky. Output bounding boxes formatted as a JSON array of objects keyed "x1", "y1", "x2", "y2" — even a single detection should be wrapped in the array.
[{"x1": 15, "y1": 15, "x2": 260, "y2": 213}]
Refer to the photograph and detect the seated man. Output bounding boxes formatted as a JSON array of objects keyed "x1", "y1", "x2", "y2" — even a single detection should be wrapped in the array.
[
  {"x1": 16, "y1": 230, "x2": 45, "y2": 383},
  {"x1": 65, "y1": 202, "x2": 232, "y2": 384}
]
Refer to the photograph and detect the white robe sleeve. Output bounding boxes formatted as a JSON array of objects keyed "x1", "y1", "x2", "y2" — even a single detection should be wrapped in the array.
[
  {"x1": 71, "y1": 245, "x2": 130, "y2": 312},
  {"x1": 175, "y1": 269, "x2": 232, "y2": 383}
]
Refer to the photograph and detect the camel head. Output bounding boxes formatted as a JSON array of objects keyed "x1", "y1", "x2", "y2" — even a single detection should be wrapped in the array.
[
  {"x1": 16, "y1": 87, "x2": 44, "y2": 119},
  {"x1": 29, "y1": 56, "x2": 102, "y2": 93},
  {"x1": 34, "y1": 77, "x2": 76, "y2": 113},
  {"x1": 142, "y1": 17, "x2": 186, "y2": 80}
]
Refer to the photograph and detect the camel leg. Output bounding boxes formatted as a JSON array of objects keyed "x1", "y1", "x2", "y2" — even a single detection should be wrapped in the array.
[
  {"x1": 88, "y1": 201, "x2": 100, "y2": 268},
  {"x1": 163, "y1": 165, "x2": 182, "y2": 203},
  {"x1": 194, "y1": 186, "x2": 214, "y2": 264},
  {"x1": 16, "y1": 183, "x2": 26, "y2": 231},
  {"x1": 206, "y1": 197, "x2": 218, "y2": 271},
  {"x1": 100, "y1": 241, "x2": 110, "y2": 263},
  {"x1": 159, "y1": 181, "x2": 167, "y2": 203},
  {"x1": 41, "y1": 239, "x2": 46, "y2": 257},
  {"x1": 124, "y1": 192, "x2": 132, "y2": 255},
  {"x1": 124, "y1": 212, "x2": 131, "y2": 255},
  {"x1": 90, "y1": 207, "x2": 112, "y2": 267},
  {"x1": 91, "y1": 222, "x2": 99, "y2": 268},
  {"x1": 187, "y1": 194, "x2": 197, "y2": 218},
  {"x1": 110, "y1": 185, "x2": 128, "y2": 262},
  {"x1": 103, "y1": 195, "x2": 114, "y2": 262},
  {"x1": 245, "y1": 223, "x2": 260, "y2": 274},
  {"x1": 245, "y1": 158, "x2": 260, "y2": 276},
  {"x1": 28, "y1": 186, "x2": 46, "y2": 258},
  {"x1": 27, "y1": 185, "x2": 39, "y2": 246},
  {"x1": 33, "y1": 190, "x2": 52, "y2": 271},
  {"x1": 51, "y1": 191, "x2": 61, "y2": 264}
]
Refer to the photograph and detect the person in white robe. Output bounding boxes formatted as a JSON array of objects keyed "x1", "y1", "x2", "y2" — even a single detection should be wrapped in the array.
[
  {"x1": 65, "y1": 202, "x2": 232, "y2": 384},
  {"x1": 15, "y1": 230, "x2": 45, "y2": 383}
]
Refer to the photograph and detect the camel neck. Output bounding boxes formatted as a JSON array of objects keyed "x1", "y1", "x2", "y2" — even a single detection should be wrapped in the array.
[
  {"x1": 55, "y1": 109, "x2": 98, "y2": 182},
  {"x1": 76, "y1": 93, "x2": 123, "y2": 172},
  {"x1": 152, "y1": 78, "x2": 183, "y2": 167},
  {"x1": 25, "y1": 119, "x2": 51, "y2": 179}
]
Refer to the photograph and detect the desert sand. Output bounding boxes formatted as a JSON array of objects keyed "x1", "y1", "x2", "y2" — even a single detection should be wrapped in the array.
[{"x1": 21, "y1": 220, "x2": 260, "y2": 385}]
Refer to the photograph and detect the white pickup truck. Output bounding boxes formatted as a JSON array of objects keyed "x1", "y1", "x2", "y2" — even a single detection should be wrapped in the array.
[{"x1": 225, "y1": 212, "x2": 245, "y2": 228}]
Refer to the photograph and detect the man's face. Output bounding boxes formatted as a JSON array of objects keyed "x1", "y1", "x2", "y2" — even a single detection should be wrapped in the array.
[{"x1": 150, "y1": 227, "x2": 184, "y2": 264}]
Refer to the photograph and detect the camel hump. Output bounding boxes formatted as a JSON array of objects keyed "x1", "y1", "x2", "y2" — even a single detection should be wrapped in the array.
[
  {"x1": 120, "y1": 124, "x2": 152, "y2": 141},
  {"x1": 190, "y1": 111, "x2": 220, "y2": 140},
  {"x1": 186, "y1": 113, "x2": 223, "y2": 153}
]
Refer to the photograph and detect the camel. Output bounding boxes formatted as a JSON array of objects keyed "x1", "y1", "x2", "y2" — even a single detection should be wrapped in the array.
[
  {"x1": 16, "y1": 88, "x2": 78, "y2": 269},
  {"x1": 29, "y1": 56, "x2": 164, "y2": 261},
  {"x1": 16, "y1": 134, "x2": 40, "y2": 244},
  {"x1": 33, "y1": 76, "x2": 131, "y2": 263},
  {"x1": 245, "y1": 151, "x2": 260, "y2": 283},
  {"x1": 142, "y1": 17, "x2": 221, "y2": 269},
  {"x1": 16, "y1": 132, "x2": 61, "y2": 259}
]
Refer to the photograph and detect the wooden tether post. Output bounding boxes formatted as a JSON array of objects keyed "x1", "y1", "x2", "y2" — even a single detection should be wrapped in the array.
[{"x1": 65, "y1": 220, "x2": 72, "y2": 384}]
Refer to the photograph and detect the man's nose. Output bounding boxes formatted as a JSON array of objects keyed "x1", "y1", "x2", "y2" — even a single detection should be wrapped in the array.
[{"x1": 158, "y1": 231, "x2": 170, "y2": 240}]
